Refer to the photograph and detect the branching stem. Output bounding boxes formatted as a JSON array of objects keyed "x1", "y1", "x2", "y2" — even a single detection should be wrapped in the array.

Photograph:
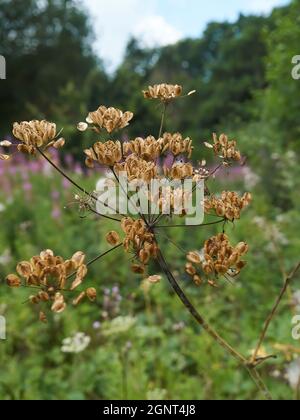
[
  {"x1": 37, "y1": 147, "x2": 121, "y2": 223},
  {"x1": 156, "y1": 249, "x2": 273, "y2": 400}
]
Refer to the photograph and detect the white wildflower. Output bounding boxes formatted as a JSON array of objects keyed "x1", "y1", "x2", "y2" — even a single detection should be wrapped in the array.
[
  {"x1": 286, "y1": 359, "x2": 300, "y2": 390},
  {"x1": 61, "y1": 332, "x2": 91, "y2": 354},
  {"x1": 102, "y1": 316, "x2": 136, "y2": 337},
  {"x1": 242, "y1": 167, "x2": 260, "y2": 189}
]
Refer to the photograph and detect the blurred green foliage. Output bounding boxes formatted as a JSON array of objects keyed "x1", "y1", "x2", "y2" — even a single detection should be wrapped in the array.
[{"x1": 0, "y1": 0, "x2": 300, "y2": 401}]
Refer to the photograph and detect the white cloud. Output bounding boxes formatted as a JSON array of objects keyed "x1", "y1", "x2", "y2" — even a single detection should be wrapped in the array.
[
  {"x1": 132, "y1": 15, "x2": 182, "y2": 49},
  {"x1": 83, "y1": 0, "x2": 182, "y2": 71}
]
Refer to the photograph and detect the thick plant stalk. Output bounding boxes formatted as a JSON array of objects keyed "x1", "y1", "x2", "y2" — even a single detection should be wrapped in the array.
[
  {"x1": 157, "y1": 249, "x2": 273, "y2": 400},
  {"x1": 251, "y1": 262, "x2": 300, "y2": 364}
]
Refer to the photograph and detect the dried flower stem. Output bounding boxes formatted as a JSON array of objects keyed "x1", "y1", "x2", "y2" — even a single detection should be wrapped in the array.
[
  {"x1": 37, "y1": 147, "x2": 121, "y2": 223},
  {"x1": 251, "y1": 261, "x2": 300, "y2": 365},
  {"x1": 155, "y1": 219, "x2": 225, "y2": 229},
  {"x1": 67, "y1": 244, "x2": 122, "y2": 280},
  {"x1": 158, "y1": 103, "x2": 168, "y2": 138},
  {"x1": 157, "y1": 249, "x2": 272, "y2": 400}
]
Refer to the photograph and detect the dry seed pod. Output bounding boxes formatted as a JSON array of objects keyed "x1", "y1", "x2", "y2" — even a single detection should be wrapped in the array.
[
  {"x1": 0, "y1": 154, "x2": 10, "y2": 160},
  {"x1": 86, "y1": 288, "x2": 97, "y2": 302},
  {"x1": 16, "y1": 261, "x2": 32, "y2": 277},
  {"x1": 146, "y1": 275, "x2": 162, "y2": 284},
  {"x1": 131, "y1": 264, "x2": 145, "y2": 275},
  {"x1": 106, "y1": 231, "x2": 120, "y2": 246},
  {"x1": 187, "y1": 252, "x2": 201, "y2": 264},
  {"x1": 143, "y1": 84, "x2": 183, "y2": 102},
  {"x1": 39, "y1": 311, "x2": 48, "y2": 323},
  {"x1": 13, "y1": 120, "x2": 57, "y2": 148},
  {"x1": 193, "y1": 275, "x2": 203, "y2": 286},
  {"x1": 185, "y1": 263, "x2": 196, "y2": 276},
  {"x1": 38, "y1": 291, "x2": 50, "y2": 302},
  {"x1": 51, "y1": 293, "x2": 66, "y2": 313},
  {"x1": 29, "y1": 295, "x2": 40, "y2": 305},
  {"x1": 84, "y1": 106, "x2": 133, "y2": 133},
  {"x1": 6, "y1": 274, "x2": 21, "y2": 288},
  {"x1": 73, "y1": 292, "x2": 86, "y2": 306}
]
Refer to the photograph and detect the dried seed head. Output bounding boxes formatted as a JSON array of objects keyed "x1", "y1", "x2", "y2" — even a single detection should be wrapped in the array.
[
  {"x1": 6, "y1": 274, "x2": 21, "y2": 288},
  {"x1": 186, "y1": 233, "x2": 249, "y2": 285},
  {"x1": 86, "y1": 287, "x2": 97, "y2": 302},
  {"x1": 131, "y1": 264, "x2": 146, "y2": 275},
  {"x1": 84, "y1": 140, "x2": 122, "y2": 167},
  {"x1": 84, "y1": 106, "x2": 133, "y2": 133},
  {"x1": 51, "y1": 293, "x2": 66, "y2": 313},
  {"x1": 0, "y1": 154, "x2": 10, "y2": 160},
  {"x1": 193, "y1": 275, "x2": 203, "y2": 286},
  {"x1": 16, "y1": 261, "x2": 32, "y2": 277},
  {"x1": 160, "y1": 133, "x2": 194, "y2": 158},
  {"x1": 30, "y1": 295, "x2": 40, "y2": 305},
  {"x1": 205, "y1": 133, "x2": 242, "y2": 163},
  {"x1": 12, "y1": 120, "x2": 57, "y2": 149},
  {"x1": 114, "y1": 154, "x2": 157, "y2": 183},
  {"x1": 121, "y1": 217, "x2": 158, "y2": 267},
  {"x1": 187, "y1": 252, "x2": 201, "y2": 264},
  {"x1": 106, "y1": 231, "x2": 120, "y2": 246},
  {"x1": 165, "y1": 162, "x2": 193, "y2": 180},
  {"x1": 205, "y1": 191, "x2": 252, "y2": 221},
  {"x1": 143, "y1": 84, "x2": 183, "y2": 102},
  {"x1": 124, "y1": 136, "x2": 161, "y2": 161},
  {"x1": 53, "y1": 138, "x2": 65, "y2": 149},
  {"x1": 38, "y1": 291, "x2": 50, "y2": 302},
  {"x1": 146, "y1": 275, "x2": 162, "y2": 284},
  {"x1": 185, "y1": 263, "x2": 196, "y2": 276},
  {"x1": 77, "y1": 122, "x2": 88, "y2": 132},
  {"x1": 6, "y1": 249, "x2": 89, "y2": 318},
  {"x1": 39, "y1": 311, "x2": 48, "y2": 323},
  {"x1": 73, "y1": 291, "x2": 86, "y2": 306}
]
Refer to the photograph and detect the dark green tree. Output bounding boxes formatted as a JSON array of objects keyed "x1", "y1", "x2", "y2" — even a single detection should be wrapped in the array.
[{"x1": 0, "y1": 0, "x2": 107, "y2": 149}]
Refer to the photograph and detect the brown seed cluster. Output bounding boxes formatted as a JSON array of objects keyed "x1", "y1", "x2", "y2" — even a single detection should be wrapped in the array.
[
  {"x1": 205, "y1": 192, "x2": 252, "y2": 221},
  {"x1": 160, "y1": 132, "x2": 193, "y2": 158},
  {"x1": 123, "y1": 136, "x2": 161, "y2": 161},
  {"x1": 84, "y1": 141, "x2": 122, "y2": 167},
  {"x1": 12, "y1": 120, "x2": 60, "y2": 153},
  {"x1": 121, "y1": 218, "x2": 158, "y2": 273},
  {"x1": 143, "y1": 84, "x2": 183, "y2": 102},
  {"x1": 85, "y1": 106, "x2": 133, "y2": 133},
  {"x1": 5, "y1": 82, "x2": 251, "y2": 311},
  {"x1": 164, "y1": 162, "x2": 194, "y2": 180},
  {"x1": 106, "y1": 231, "x2": 121, "y2": 246},
  {"x1": 114, "y1": 155, "x2": 158, "y2": 183},
  {"x1": 205, "y1": 133, "x2": 242, "y2": 162},
  {"x1": 6, "y1": 250, "x2": 96, "y2": 321},
  {"x1": 186, "y1": 234, "x2": 248, "y2": 286},
  {"x1": 150, "y1": 186, "x2": 191, "y2": 216}
]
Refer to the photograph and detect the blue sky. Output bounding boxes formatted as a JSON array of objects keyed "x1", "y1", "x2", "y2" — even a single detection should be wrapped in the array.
[{"x1": 83, "y1": 0, "x2": 290, "y2": 71}]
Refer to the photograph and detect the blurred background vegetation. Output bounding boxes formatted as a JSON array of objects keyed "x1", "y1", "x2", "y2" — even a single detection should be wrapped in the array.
[{"x1": 0, "y1": 0, "x2": 300, "y2": 400}]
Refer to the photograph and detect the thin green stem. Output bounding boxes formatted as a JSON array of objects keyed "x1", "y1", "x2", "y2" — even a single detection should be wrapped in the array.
[{"x1": 251, "y1": 262, "x2": 300, "y2": 365}]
